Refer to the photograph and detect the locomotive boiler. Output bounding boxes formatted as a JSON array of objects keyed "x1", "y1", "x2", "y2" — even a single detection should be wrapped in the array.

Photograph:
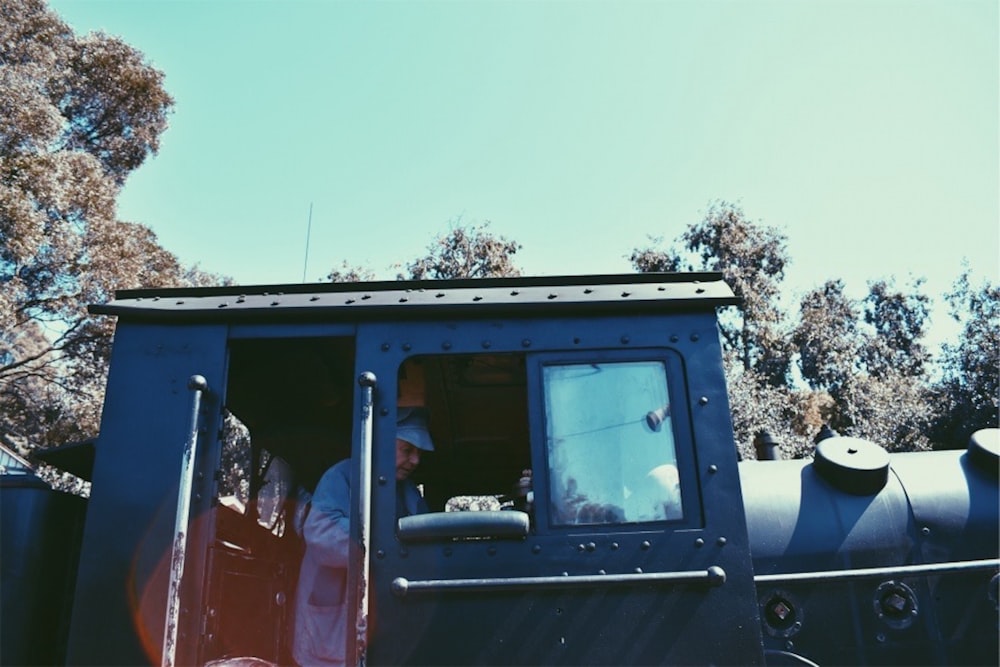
[{"x1": 2, "y1": 273, "x2": 996, "y2": 666}]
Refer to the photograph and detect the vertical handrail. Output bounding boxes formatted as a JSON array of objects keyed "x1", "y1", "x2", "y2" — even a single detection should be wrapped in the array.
[
  {"x1": 161, "y1": 375, "x2": 209, "y2": 667},
  {"x1": 355, "y1": 372, "x2": 377, "y2": 667}
]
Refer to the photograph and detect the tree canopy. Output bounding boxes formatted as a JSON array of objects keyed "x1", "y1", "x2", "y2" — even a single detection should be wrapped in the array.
[
  {"x1": 402, "y1": 219, "x2": 521, "y2": 280},
  {"x1": 1, "y1": 0, "x2": 219, "y2": 457}
]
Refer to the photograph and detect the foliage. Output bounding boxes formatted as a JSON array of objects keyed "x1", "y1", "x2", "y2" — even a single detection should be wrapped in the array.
[
  {"x1": 793, "y1": 280, "x2": 861, "y2": 395},
  {"x1": 861, "y1": 278, "x2": 931, "y2": 379},
  {"x1": 0, "y1": 0, "x2": 223, "y2": 467},
  {"x1": 402, "y1": 219, "x2": 522, "y2": 280},
  {"x1": 933, "y1": 269, "x2": 1000, "y2": 446},
  {"x1": 634, "y1": 202, "x2": 955, "y2": 457},
  {"x1": 631, "y1": 201, "x2": 792, "y2": 386},
  {"x1": 326, "y1": 261, "x2": 376, "y2": 283}
]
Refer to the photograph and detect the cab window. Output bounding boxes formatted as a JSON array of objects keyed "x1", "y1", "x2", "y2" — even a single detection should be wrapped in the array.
[{"x1": 543, "y1": 360, "x2": 683, "y2": 526}]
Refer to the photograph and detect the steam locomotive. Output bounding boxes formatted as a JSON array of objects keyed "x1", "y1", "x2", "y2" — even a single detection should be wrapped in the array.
[{"x1": 2, "y1": 273, "x2": 996, "y2": 666}]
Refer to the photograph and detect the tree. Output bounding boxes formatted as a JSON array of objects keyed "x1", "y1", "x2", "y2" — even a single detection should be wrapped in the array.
[
  {"x1": 326, "y1": 261, "x2": 375, "y2": 284},
  {"x1": 791, "y1": 278, "x2": 937, "y2": 451},
  {"x1": 631, "y1": 201, "x2": 792, "y2": 386},
  {"x1": 793, "y1": 280, "x2": 861, "y2": 396},
  {"x1": 861, "y1": 278, "x2": 931, "y2": 379},
  {"x1": 1, "y1": 0, "x2": 219, "y2": 460},
  {"x1": 403, "y1": 219, "x2": 522, "y2": 280},
  {"x1": 933, "y1": 269, "x2": 1000, "y2": 446}
]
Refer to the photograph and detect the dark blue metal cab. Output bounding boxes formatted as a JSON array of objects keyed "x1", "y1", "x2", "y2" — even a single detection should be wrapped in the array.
[{"x1": 66, "y1": 273, "x2": 764, "y2": 665}]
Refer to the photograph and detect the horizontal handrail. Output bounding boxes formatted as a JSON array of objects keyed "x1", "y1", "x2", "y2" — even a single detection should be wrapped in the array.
[
  {"x1": 754, "y1": 557, "x2": 999, "y2": 585},
  {"x1": 391, "y1": 566, "x2": 726, "y2": 597}
]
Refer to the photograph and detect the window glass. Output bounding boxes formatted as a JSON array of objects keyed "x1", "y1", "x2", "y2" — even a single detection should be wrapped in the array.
[{"x1": 544, "y1": 360, "x2": 682, "y2": 526}]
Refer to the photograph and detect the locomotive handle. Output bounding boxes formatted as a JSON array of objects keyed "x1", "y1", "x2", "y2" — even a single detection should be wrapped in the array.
[
  {"x1": 161, "y1": 375, "x2": 209, "y2": 667},
  {"x1": 391, "y1": 566, "x2": 727, "y2": 597}
]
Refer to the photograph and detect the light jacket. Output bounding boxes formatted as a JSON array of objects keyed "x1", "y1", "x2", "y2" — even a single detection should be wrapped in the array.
[{"x1": 292, "y1": 459, "x2": 426, "y2": 666}]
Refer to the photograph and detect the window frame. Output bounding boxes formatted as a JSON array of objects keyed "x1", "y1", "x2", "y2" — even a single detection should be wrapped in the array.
[{"x1": 528, "y1": 348, "x2": 703, "y2": 534}]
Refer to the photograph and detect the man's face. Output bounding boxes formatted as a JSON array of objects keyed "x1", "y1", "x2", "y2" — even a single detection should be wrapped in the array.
[{"x1": 395, "y1": 438, "x2": 421, "y2": 480}]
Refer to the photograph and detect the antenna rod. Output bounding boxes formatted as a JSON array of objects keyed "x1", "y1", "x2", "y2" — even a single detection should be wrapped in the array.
[{"x1": 302, "y1": 202, "x2": 313, "y2": 282}]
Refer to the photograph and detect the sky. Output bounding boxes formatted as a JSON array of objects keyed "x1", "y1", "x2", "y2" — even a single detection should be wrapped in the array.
[{"x1": 49, "y1": 0, "x2": 998, "y2": 333}]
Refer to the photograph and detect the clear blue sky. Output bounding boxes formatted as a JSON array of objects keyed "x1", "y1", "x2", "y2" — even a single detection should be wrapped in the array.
[{"x1": 50, "y1": 1, "x2": 997, "y2": 327}]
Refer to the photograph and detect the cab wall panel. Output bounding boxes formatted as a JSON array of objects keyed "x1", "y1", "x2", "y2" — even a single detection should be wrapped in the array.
[{"x1": 66, "y1": 322, "x2": 228, "y2": 666}]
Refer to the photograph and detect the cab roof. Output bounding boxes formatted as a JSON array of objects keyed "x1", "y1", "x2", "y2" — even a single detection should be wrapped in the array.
[{"x1": 89, "y1": 272, "x2": 738, "y2": 322}]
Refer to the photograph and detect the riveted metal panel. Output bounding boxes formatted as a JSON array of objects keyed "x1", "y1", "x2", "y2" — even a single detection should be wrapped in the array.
[{"x1": 357, "y1": 313, "x2": 763, "y2": 665}]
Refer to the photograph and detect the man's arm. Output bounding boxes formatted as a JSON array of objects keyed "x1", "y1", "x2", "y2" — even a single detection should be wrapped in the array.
[{"x1": 303, "y1": 460, "x2": 352, "y2": 568}]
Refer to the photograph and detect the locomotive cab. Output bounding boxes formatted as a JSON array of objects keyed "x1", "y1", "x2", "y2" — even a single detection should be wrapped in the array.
[{"x1": 64, "y1": 273, "x2": 766, "y2": 666}]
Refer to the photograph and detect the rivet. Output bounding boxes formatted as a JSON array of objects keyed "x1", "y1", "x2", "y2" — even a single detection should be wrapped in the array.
[
  {"x1": 482, "y1": 340, "x2": 492, "y2": 349},
  {"x1": 510, "y1": 290, "x2": 520, "y2": 296},
  {"x1": 620, "y1": 335, "x2": 630, "y2": 344},
  {"x1": 217, "y1": 302, "x2": 228, "y2": 308},
  {"x1": 532, "y1": 544, "x2": 542, "y2": 554},
  {"x1": 488, "y1": 546, "x2": 497, "y2": 556},
  {"x1": 695, "y1": 538, "x2": 705, "y2": 547},
  {"x1": 634, "y1": 567, "x2": 643, "y2": 574},
  {"x1": 402, "y1": 343, "x2": 412, "y2": 351},
  {"x1": 717, "y1": 536, "x2": 727, "y2": 546},
  {"x1": 583, "y1": 288, "x2": 593, "y2": 294},
  {"x1": 577, "y1": 544, "x2": 586, "y2": 552},
  {"x1": 522, "y1": 339, "x2": 531, "y2": 348},
  {"x1": 586, "y1": 542, "x2": 596, "y2": 552},
  {"x1": 921, "y1": 527, "x2": 931, "y2": 536},
  {"x1": 670, "y1": 335, "x2": 679, "y2": 343},
  {"x1": 699, "y1": 396, "x2": 709, "y2": 405},
  {"x1": 381, "y1": 343, "x2": 391, "y2": 351},
  {"x1": 194, "y1": 494, "x2": 201, "y2": 502},
  {"x1": 442, "y1": 341, "x2": 452, "y2": 350},
  {"x1": 270, "y1": 301, "x2": 279, "y2": 306},
  {"x1": 573, "y1": 337, "x2": 581, "y2": 345},
  {"x1": 435, "y1": 293, "x2": 445, "y2": 298},
  {"x1": 708, "y1": 464, "x2": 718, "y2": 473},
  {"x1": 400, "y1": 549, "x2": 408, "y2": 558},
  {"x1": 473, "y1": 295, "x2": 483, "y2": 302},
  {"x1": 378, "y1": 476, "x2": 387, "y2": 485},
  {"x1": 361, "y1": 294, "x2": 371, "y2": 300},
  {"x1": 690, "y1": 333, "x2": 700, "y2": 342},
  {"x1": 621, "y1": 291, "x2": 631, "y2": 297},
  {"x1": 176, "y1": 300, "x2": 185, "y2": 305},
  {"x1": 876, "y1": 633, "x2": 886, "y2": 643},
  {"x1": 696, "y1": 287, "x2": 705, "y2": 294},
  {"x1": 310, "y1": 295, "x2": 320, "y2": 301},
  {"x1": 398, "y1": 297, "x2": 408, "y2": 303},
  {"x1": 640, "y1": 540, "x2": 651, "y2": 550},
  {"x1": 598, "y1": 569, "x2": 607, "y2": 575},
  {"x1": 548, "y1": 293, "x2": 558, "y2": 300},
  {"x1": 380, "y1": 407, "x2": 389, "y2": 416},
  {"x1": 376, "y1": 550, "x2": 385, "y2": 560},
  {"x1": 346, "y1": 299, "x2": 356, "y2": 304},
  {"x1": 610, "y1": 542, "x2": 619, "y2": 550}
]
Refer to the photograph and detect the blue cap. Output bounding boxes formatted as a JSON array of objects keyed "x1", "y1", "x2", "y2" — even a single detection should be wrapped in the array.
[{"x1": 396, "y1": 407, "x2": 435, "y2": 452}]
